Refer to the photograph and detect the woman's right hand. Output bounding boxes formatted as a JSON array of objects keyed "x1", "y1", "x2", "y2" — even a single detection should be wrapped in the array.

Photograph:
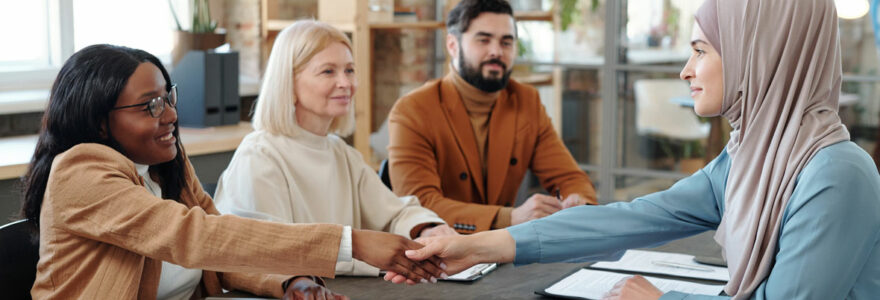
[
  {"x1": 385, "y1": 230, "x2": 517, "y2": 284},
  {"x1": 351, "y1": 229, "x2": 445, "y2": 284}
]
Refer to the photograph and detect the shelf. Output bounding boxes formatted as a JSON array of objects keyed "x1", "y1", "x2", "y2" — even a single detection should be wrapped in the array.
[
  {"x1": 271, "y1": 16, "x2": 543, "y2": 32},
  {"x1": 512, "y1": 73, "x2": 553, "y2": 85},
  {"x1": 265, "y1": 19, "x2": 295, "y2": 31},
  {"x1": 514, "y1": 11, "x2": 553, "y2": 21},
  {"x1": 177, "y1": 122, "x2": 254, "y2": 156},
  {"x1": 0, "y1": 122, "x2": 255, "y2": 180},
  {"x1": 370, "y1": 21, "x2": 445, "y2": 30},
  {"x1": 267, "y1": 20, "x2": 357, "y2": 33},
  {"x1": 269, "y1": 20, "x2": 447, "y2": 32},
  {"x1": 326, "y1": 22, "x2": 356, "y2": 33}
]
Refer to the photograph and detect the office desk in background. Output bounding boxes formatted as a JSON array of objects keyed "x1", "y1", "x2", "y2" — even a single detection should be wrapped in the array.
[
  {"x1": 213, "y1": 232, "x2": 723, "y2": 300},
  {"x1": 0, "y1": 122, "x2": 254, "y2": 181},
  {"x1": 0, "y1": 122, "x2": 254, "y2": 219}
]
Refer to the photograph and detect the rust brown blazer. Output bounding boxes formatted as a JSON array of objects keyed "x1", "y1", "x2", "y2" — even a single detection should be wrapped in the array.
[
  {"x1": 31, "y1": 143, "x2": 342, "y2": 299},
  {"x1": 388, "y1": 75, "x2": 597, "y2": 233}
]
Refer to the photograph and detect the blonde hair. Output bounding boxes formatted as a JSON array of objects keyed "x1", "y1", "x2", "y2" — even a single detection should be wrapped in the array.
[{"x1": 252, "y1": 20, "x2": 355, "y2": 137}]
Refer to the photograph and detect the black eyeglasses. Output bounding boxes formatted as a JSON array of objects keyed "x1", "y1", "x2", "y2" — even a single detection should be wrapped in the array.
[{"x1": 112, "y1": 85, "x2": 178, "y2": 118}]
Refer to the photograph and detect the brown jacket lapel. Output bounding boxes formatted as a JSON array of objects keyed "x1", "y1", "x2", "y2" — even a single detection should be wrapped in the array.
[
  {"x1": 439, "y1": 77, "x2": 486, "y2": 201},
  {"x1": 486, "y1": 89, "x2": 516, "y2": 204}
]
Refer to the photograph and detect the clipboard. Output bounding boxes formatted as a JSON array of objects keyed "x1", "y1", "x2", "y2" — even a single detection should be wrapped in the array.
[
  {"x1": 440, "y1": 263, "x2": 498, "y2": 282},
  {"x1": 534, "y1": 266, "x2": 594, "y2": 299},
  {"x1": 534, "y1": 266, "x2": 725, "y2": 299}
]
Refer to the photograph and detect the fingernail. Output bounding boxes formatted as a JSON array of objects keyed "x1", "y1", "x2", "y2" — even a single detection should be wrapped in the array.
[
  {"x1": 430, "y1": 276, "x2": 437, "y2": 283},
  {"x1": 420, "y1": 279, "x2": 428, "y2": 284},
  {"x1": 405, "y1": 250, "x2": 416, "y2": 256},
  {"x1": 441, "y1": 272, "x2": 449, "y2": 279},
  {"x1": 440, "y1": 263, "x2": 447, "y2": 269}
]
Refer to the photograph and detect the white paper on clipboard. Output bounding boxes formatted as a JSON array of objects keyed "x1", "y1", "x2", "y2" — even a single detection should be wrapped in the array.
[{"x1": 590, "y1": 250, "x2": 729, "y2": 282}]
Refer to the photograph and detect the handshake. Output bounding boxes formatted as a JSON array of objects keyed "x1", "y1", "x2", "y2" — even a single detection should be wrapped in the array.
[{"x1": 351, "y1": 228, "x2": 516, "y2": 285}]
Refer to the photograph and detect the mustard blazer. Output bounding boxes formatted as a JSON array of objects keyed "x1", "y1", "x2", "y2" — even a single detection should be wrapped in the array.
[
  {"x1": 388, "y1": 76, "x2": 597, "y2": 233},
  {"x1": 31, "y1": 143, "x2": 342, "y2": 299}
]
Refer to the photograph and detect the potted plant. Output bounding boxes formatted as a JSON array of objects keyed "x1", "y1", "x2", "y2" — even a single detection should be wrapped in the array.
[{"x1": 169, "y1": 0, "x2": 226, "y2": 66}]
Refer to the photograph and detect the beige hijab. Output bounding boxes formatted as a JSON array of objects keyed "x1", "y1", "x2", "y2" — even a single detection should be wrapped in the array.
[{"x1": 696, "y1": 0, "x2": 850, "y2": 298}]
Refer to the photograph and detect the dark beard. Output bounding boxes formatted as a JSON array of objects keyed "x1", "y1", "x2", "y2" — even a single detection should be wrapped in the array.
[{"x1": 458, "y1": 49, "x2": 512, "y2": 93}]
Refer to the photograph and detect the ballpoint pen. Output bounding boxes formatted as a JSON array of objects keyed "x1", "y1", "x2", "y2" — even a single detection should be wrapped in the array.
[
  {"x1": 651, "y1": 260, "x2": 714, "y2": 272},
  {"x1": 480, "y1": 263, "x2": 497, "y2": 275},
  {"x1": 465, "y1": 263, "x2": 496, "y2": 280}
]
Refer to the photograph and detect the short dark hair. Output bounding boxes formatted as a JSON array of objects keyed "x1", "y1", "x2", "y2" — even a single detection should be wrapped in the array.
[
  {"x1": 20, "y1": 44, "x2": 187, "y2": 229},
  {"x1": 446, "y1": 0, "x2": 515, "y2": 38}
]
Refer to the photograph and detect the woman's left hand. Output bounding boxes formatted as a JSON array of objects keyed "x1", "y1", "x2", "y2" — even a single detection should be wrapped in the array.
[
  {"x1": 419, "y1": 224, "x2": 459, "y2": 237},
  {"x1": 283, "y1": 277, "x2": 349, "y2": 300},
  {"x1": 602, "y1": 275, "x2": 663, "y2": 300}
]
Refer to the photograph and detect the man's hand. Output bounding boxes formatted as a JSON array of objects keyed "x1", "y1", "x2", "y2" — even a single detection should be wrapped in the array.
[
  {"x1": 560, "y1": 193, "x2": 588, "y2": 209},
  {"x1": 419, "y1": 224, "x2": 459, "y2": 238},
  {"x1": 282, "y1": 277, "x2": 348, "y2": 300},
  {"x1": 601, "y1": 275, "x2": 663, "y2": 300},
  {"x1": 351, "y1": 229, "x2": 444, "y2": 284},
  {"x1": 511, "y1": 193, "x2": 563, "y2": 225}
]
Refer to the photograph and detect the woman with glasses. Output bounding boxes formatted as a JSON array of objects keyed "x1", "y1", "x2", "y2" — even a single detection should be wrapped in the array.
[
  {"x1": 212, "y1": 20, "x2": 457, "y2": 280},
  {"x1": 392, "y1": 0, "x2": 880, "y2": 299},
  {"x1": 21, "y1": 44, "x2": 444, "y2": 299}
]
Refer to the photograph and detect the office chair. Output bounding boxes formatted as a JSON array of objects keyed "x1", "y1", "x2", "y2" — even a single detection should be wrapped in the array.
[
  {"x1": 202, "y1": 182, "x2": 218, "y2": 198},
  {"x1": 633, "y1": 79, "x2": 711, "y2": 173},
  {"x1": 0, "y1": 219, "x2": 40, "y2": 300},
  {"x1": 378, "y1": 159, "x2": 392, "y2": 190},
  {"x1": 634, "y1": 79, "x2": 710, "y2": 141}
]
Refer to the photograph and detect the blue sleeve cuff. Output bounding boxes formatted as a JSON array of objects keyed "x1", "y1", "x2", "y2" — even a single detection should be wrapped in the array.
[
  {"x1": 660, "y1": 291, "x2": 729, "y2": 300},
  {"x1": 660, "y1": 292, "x2": 688, "y2": 300},
  {"x1": 507, "y1": 223, "x2": 541, "y2": 265}
]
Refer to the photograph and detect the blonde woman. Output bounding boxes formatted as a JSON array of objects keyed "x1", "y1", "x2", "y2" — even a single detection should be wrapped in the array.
[{"x1": 214, "y1": 20, "x2": 457, "y2": 280}]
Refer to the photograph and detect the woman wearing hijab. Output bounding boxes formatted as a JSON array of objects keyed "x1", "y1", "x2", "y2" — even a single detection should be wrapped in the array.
[{"x1": 391, "y1": 0, "x2": 880, "y2": 299}]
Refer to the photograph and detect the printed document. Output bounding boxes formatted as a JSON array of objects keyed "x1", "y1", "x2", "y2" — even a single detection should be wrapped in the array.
[
  {"x1": 591, "y1": 250, "x2": 729, "y2": 281},
  {"x1": 544, "y1": 269, "x2": 725, "y2": 299}
]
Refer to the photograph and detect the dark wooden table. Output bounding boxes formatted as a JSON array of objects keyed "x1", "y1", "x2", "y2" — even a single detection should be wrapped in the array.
[
  {"x1": 321, "y1": 232, "x2": 723, "y2": 300},
  {"x1": 215, "y1": 232, "x2": 722, "y2": 299}
]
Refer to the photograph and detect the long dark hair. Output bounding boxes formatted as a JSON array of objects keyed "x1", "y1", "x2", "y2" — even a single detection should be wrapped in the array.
[{"x1": 20, "y1": 44, "x2": 188, "y2": 228}]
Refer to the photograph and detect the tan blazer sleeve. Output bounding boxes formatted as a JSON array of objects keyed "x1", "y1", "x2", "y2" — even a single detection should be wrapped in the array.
[
  {"x1": 389, "y1": 101, "x2": 504, "y2": 232},
  {"x1": 45, "y1": 144, "x2": 342, "y2": 284},
  {"x1": 180, "y1": 160, "x2": 294, "y2": 298},
  {"x1": 528, "y1": 92, "x2": 597, "y2": 204}
]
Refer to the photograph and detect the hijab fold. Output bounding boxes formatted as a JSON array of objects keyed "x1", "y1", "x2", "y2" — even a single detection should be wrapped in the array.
[{"x1": 695, "y1": 0, "x2": 850, "y2": 298}]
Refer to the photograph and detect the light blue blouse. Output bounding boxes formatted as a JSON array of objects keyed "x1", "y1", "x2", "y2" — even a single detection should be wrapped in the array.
[{"x1": 508, "y1": 141, "x2": 880, "y2": 299}]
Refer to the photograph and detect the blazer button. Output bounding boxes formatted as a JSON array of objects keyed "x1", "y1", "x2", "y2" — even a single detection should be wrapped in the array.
[
  {"x1": 510, "y1": 158, "x2": 518, "y2": 165},
  {"x1": 459, "y1": 172, "x2": 468, "y2": 180}
]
